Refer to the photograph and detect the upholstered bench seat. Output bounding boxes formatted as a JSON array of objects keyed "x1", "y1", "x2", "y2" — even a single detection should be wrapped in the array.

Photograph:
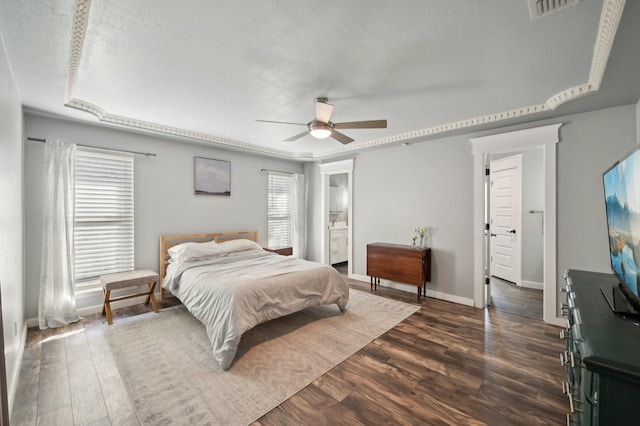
[{"x1": 100, "y1": 269, "x2": 159, "y2": 324}]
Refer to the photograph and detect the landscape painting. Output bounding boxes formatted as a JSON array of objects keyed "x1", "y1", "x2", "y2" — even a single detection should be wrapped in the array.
[
  {"x1": 604, "y1": 148, "x2": 640, "y2": 295},
  {"x1": 194, "y1": 157, "x2": 231, "y2": 196}
]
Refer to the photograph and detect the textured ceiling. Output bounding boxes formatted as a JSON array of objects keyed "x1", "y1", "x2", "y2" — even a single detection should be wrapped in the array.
[{"x1": 0, "y1": 0, "x2": 637, "y2": 160}]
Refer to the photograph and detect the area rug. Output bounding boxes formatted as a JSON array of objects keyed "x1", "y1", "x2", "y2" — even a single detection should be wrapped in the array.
[{"x1": 105, "y1": 289, "x2": 420, "y2": 425}]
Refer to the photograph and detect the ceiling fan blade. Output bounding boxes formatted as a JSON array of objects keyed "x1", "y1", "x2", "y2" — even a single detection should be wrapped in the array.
[
  {"x1": 330, "y1": 129, "x2": 354, "y2": 145},
  {"x1": 256, "y1": 119, "x2": 306, "y2": 126},
  {"x1": 283, "y1": 130, "x2": 309, "y2": 142},
  {"x1": 333, "y1": 119, "x2": 387, "y2": 129},
  {"x1": 315, "y1": 101, "x2": 334, "y2": 123}
]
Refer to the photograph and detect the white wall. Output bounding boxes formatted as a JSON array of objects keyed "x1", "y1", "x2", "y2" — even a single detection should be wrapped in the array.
[
  {"x1": 556, "y1": 104, "x2": 637, "y2": 303},
  {"x1": 308, "y1": 136, "x2": 475, "y2": 302},
  {"x1": 521, "y1": 148, "x2": 544, "y2": 286},
  {"x1": 0, "y1": 32, "x2": 25, "y2": 415},
  {"x1": 23, "y1": 113, "x2": 303, "y2": 318},
  {"x1": 305, "y1": 104, "x2": 638, "y2": 311},
  {"x1": 637, "y1": 100, "x2": 640, "y2": 144},
  {"x1": 305, "y1": 161, "x2": 322, "y2": 262},
  {"x1": 353, "y1": 137, "x2": 475, "y2": 300}
]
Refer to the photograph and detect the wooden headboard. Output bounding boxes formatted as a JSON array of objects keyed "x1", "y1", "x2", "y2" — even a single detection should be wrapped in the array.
[{"x1": 159, "y1": 230, "x2": 258, "y2": 285}]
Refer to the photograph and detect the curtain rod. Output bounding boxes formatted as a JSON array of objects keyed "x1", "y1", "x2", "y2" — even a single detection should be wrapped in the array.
[
  {"x1": 27, "y1": 137, "x2": 157, "y2": 157},
  {"x1": 261, "y1": 168, "x2": 293, "y2": 175}
]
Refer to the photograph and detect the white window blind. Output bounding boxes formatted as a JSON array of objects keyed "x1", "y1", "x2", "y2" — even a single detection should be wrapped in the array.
[
  {"x1": 267, "y1": 172, "x2": 293, "y2": 249},
  {"x1": 74, "y1": 148, "x2": 134, "y2": 284}
]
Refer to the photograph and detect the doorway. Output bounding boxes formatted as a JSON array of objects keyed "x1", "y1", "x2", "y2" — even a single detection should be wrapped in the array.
[
  {"x1": 329, "y1": 173, "x2": 349, "y2": 274},
  {"x1": 319, "y1": 159, "x2": 354, "y2": 277},
  {"x1": 471, "y1": 123, "x2": 563, "y2": 326},
  {"x1": 488, "y1": 152, "x2": 545, "y2": 319}
]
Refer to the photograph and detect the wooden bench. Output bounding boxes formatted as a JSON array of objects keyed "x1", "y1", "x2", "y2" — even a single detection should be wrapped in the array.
[{"x1": 100, "y1": 269, "x2": 159, "y2": 325}]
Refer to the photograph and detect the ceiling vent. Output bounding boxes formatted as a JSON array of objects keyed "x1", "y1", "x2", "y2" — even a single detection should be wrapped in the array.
[{"x1": 528, "y1": 0, "x2": 580, "y2": 20}]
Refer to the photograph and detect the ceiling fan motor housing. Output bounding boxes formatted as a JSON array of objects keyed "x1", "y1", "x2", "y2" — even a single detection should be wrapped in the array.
[{"x1": 309, "y1": 120, "x2": 333, "y2": 139}]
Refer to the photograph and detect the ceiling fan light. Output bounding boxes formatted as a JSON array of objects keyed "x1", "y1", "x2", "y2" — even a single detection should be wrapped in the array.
[
  {"x1": 309, "y1": 123, "x2": 332, "y2": 139},
  {"x1": 310, "y1": 128, "x2": 332, "y2": 139}
]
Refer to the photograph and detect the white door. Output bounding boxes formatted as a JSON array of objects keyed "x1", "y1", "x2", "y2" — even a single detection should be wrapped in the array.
[{"x1": 490, "y1": 155, "x2": 522, "y2": 285}]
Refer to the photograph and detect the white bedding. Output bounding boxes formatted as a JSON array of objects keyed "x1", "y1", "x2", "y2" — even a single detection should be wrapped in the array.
[{"x1": 162, "y1": 250, "x2": 350, "y2": 369}]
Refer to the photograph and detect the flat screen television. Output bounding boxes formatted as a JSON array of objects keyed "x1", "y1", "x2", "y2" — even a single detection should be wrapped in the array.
[{"x1": 602, "y1": 146, "x2": 640, "y2": 316}]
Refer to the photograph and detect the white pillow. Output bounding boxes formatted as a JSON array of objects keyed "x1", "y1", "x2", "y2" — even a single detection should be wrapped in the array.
[
  {"x1": 168, "y1": 241, "x2": 228, "y2": 263},
  {"x1": 219, "y1": 239, "x2": 263, "y2": 253}
]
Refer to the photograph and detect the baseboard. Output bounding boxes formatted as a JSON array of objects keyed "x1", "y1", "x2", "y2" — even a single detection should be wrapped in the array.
[
  {"x1": 349, "y1": 273, "x2": 371, "y2": 284},
  {"x1": 550, "y1": 316, "x2": 567, "y2": 328},
  {"x1": 521, "y1": 280, "x2": 544, "y2": 291},
  {"x1": 349, "y1": 274, "x2": 475, "y2": 307},
  {"x1": 25, "y1": 293, "x2": 165, "y2": 328},
  {"x1": 7, "y1": 322, "x2": 27, "y2": 419}
]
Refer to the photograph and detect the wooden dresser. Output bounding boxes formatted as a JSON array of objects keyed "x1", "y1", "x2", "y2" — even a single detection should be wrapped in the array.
[
  {"x1": 562, "y1": 269, "x2": 640, "y2": 425},
  {"x1": 366, "y1": 243, "x2": 431, "y2": 300}
]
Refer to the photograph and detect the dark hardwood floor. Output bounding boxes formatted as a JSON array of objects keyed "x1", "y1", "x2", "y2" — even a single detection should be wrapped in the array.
[
  {"x1": 489, "y1": 276, "x2": 543, "y2": 319},
  {"x1": 256, "y1": 280, "x2": 566, "y2": 425},
  {"x1": 13, "y1": 272, "x2": 567, "y2": 425}
]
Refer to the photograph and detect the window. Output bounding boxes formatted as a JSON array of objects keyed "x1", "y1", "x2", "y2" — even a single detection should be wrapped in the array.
[
  {"x1": 74, "y1": 148, "x2": 134, "y2": 285},
  {"x1": 267, "y1": 172, "x2": 293, "y2": 249}
]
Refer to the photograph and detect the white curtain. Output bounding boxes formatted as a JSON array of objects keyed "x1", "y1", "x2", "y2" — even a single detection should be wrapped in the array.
[
  {"x1": 292, "y1": 173, "x2": 307, "y2": 259},
  {"x1": 39, "y1": 140, "x2": 81, "y2": 329}
]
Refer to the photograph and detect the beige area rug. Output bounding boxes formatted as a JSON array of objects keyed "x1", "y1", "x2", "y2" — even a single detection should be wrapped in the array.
[{"x1": 105, "y1": 289, "x2": 420, "y2": 425}]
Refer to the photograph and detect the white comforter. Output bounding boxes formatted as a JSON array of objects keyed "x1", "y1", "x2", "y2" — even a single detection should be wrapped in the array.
[{"x1": 162, "y1": 251, "x2": 349, "y2": 370}]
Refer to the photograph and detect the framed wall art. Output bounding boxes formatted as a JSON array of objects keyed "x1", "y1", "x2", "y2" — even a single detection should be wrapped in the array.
[{"x1": 194, "y1": 156, "x2": 231, "y2": 196}]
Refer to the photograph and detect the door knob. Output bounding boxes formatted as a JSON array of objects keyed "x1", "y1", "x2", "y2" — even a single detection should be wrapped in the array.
[
  {"x1": 508, "y1": 229, "x2": 516, "y2": 234},
  {"x1": 490, "y1": 233, "x2": 497, "y2": 237}
]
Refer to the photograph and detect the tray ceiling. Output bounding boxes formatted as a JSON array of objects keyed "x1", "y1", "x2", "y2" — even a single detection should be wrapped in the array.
[{"x1": 0, "y1": 0, "x2": 635, "y2": 160}]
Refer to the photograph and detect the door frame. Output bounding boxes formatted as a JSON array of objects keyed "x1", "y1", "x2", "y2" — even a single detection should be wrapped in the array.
[
  {"x1": 471, "y1": 123, "x2": 563, "y2": 326},
  {"x1": 319, "y1": 159, "x2": 354, "y2": 276}
]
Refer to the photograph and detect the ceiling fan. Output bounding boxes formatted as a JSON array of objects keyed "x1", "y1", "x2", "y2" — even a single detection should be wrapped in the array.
[{"x1": 257, "y1": 98, "x2": 387, "y2": 144}]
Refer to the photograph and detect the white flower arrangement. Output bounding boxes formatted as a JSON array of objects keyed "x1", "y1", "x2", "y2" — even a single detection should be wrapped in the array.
[{"x1": 414, "y1": 226, "x2": 428, "y2": 247}]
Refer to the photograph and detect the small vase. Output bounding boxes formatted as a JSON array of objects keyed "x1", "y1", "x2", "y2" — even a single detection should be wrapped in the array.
[
  {"x1": 419, "y1": 236, "x2": 424, "y2": 248},
  {"x1": 412, "y1": 240, "x2": 416, "y2": 247}
]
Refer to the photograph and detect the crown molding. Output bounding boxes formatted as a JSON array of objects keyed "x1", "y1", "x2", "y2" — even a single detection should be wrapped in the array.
[
  {"x1": 64, "y1": 97, "x2": 312, "y2": 159},
  {"x1": 65, "y1": 0, "x2": 91, "y2": 104},
  {"x1": 64, "y1": 0, "x2": 625, "y2": 161}
]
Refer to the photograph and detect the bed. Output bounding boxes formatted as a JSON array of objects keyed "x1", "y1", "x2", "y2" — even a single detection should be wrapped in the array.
[{"x1": 159, "y1": 230, "x2": 350, "y2": 370}]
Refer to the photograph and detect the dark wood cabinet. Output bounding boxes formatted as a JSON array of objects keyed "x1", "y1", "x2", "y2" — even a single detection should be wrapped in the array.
[
  {"x1": 366, "y1": 243, "x2": 431, "y2": 300},
  {"x1": 563, "y1": 269, "x2": 640, "y2": 425}
]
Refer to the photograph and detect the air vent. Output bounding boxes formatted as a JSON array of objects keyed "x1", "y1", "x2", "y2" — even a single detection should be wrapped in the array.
[{"x1": 528, "y1": 0, "x2": 580, "y2": 20}]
